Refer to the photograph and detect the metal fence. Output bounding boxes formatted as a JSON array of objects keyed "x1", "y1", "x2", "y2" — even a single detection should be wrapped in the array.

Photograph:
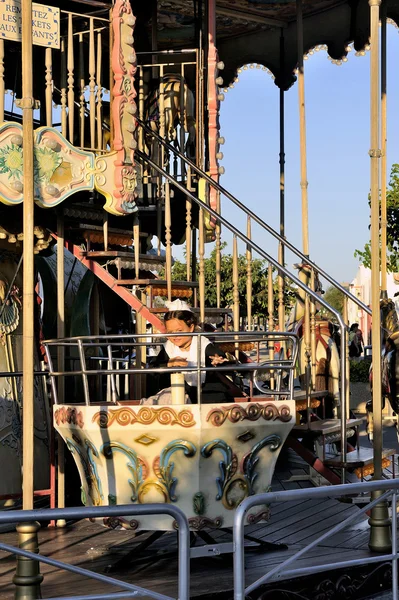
[
  {"x1": 0, "y1": 504, "x2": 190, "y2": 600},
  {"x1": 233, "y1": 479, "x2": 399, "y2": 600}
]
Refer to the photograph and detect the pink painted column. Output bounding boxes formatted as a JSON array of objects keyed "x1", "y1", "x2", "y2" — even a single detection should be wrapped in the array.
[{"x1": 207, "y1": 0, "x2": 220, "y2": 215}]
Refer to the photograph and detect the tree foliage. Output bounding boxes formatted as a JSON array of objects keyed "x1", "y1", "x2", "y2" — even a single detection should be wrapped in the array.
[
  {"x1": 354, "y1": 163, "x2": 399, "y2": 272},
  {"x1": 171, "y1": 243, "x2": 297, "y2": 319},
  {"x1": 319, "y1": 285, "x2": 348, "y2": 318}
]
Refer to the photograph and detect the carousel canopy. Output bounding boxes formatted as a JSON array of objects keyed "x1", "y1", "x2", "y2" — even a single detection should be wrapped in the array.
[{"x1": 150, "y1": 0, "x2": 399, "y2": 89}]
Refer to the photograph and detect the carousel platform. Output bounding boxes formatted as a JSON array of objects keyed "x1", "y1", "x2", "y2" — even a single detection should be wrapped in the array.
[{"x1": 0, "y1": 447, "x2": 396, "y2": 600}]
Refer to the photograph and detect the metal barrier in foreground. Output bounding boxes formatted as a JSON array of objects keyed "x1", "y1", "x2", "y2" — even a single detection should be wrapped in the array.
[
  {"x1": 233, "y1": 479, "x2": 399, "y2": 600},
  {"x1": 0, "y1": 504, "x2": 190, "y2": 600}
]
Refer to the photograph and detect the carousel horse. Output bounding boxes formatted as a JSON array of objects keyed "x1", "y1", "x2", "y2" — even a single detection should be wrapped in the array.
[
  {"x1": 145, "y1": 73, "x2": 196, "y2": 162},
  {"x1": 366, "y1": 297, "x2": 399, "y2": 442},
  {"x1": 286, "y1": 264, "x2": 341, "y2": 415}
]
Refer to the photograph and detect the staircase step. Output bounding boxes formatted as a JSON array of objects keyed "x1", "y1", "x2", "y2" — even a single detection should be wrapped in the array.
[
  {"x1": 293, "y1": 418, "x2": 363, "y2": 436},
  {"x1": 324, "y1": 447, "x2": 395, "y2": 470},
  {"x1": 116, "y1": 279, "x2": 198, "y2": 288}
]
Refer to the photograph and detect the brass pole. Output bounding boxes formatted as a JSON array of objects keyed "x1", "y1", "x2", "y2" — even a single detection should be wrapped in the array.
[
  {"x1": 21, "y1": 0, "x2": 35, "y2": 512},
  {"x1": 13, "y1": 522, "x2": 43, "y2": 599},
  {"x1": 67, "y1": 13, "x2": 75, "y2": 144},
  {"x1": 368, "y1": 0, "x2": 391, "y2": 553},
  {"x1": 296, "y1": 0, "x2": 309, "y2": 256},
  {"x1": 381, "y1": 1, "x2": 387, "y2": 295},
  {"x1": 56, "y1": 215, "x2": 66, "y2": 528}
]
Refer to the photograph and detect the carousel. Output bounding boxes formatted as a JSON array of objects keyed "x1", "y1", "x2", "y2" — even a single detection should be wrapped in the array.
[{"x1": 0, "y1": 0, "x2": 394, "y2": 577}]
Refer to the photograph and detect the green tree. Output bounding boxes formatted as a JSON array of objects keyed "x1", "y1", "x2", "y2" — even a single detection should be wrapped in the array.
[
  {"x1": 354, "y1": 163, "x2": 399, "y2": 272},
  {"x1": 319, "y1": 285, "x2": 348, "y2": 318},
  {"x1": 171, "y1": 244, "x2": 296, "y2": 319}
]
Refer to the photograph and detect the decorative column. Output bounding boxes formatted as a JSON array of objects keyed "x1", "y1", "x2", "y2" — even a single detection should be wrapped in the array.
[
  {"x1": 207, "y1": 0, "x2": 223, "y2": 215},
  {"x1": 368, "y1": 0, "x2": 391, "y2": 553}
]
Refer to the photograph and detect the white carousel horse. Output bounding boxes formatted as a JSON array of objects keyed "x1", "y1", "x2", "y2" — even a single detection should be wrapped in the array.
[
  {"x1": 145, "y1": 73, "x2": 196, "y2": 161},
  {"x1": 286, "y1": 264, "x2": 341, "y2": 414}
]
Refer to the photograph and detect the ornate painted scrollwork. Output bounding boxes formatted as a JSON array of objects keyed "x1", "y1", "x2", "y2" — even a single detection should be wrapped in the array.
[
  {"x1": 243, "y1": 434, "x2": 281, "y2": 495},
  {"x1": 92, "y1": 406, "x2": 196, "y2": 428},
  {"x1": 97, "y1": 0, "x2": 138, "y2": 215},
  {"x1": 206, "y1": 403, "x2": 291, "y2": 427},
  {"x1": 173, "y1": 516, "x2": 223, "y2": 531},
  {"x1": 201, "y1": 439, "x2": 248, "y2": 509},
  {"x1": 101, "y1": 441, "x2": 145, "y2": 502},
  {"x1": 66, "y1": 437, "x2": 103, "y2": 506},
  {"x1": 54, "y1": 406, "x2": 84, "y2": 429},
  {"x1": 153, "y1": 440, "x2": 196, "y2": 502}
]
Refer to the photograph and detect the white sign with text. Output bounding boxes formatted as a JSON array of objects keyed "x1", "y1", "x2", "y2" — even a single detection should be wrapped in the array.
[{"x1": 0, "y1": 1, "x2": 60, "y2": 49}]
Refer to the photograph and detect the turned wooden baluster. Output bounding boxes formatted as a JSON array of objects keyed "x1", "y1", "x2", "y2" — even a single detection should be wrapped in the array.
[
  {"x1": 343, "y1": 295, "x2": 350, "y2": 419},
  {"x1": 60, "y1": 37, "x2": 67, "y2": 138},
  {"x1": 304, "y1": 292, "x2": 312, "y2": 417},
  {"x1": 78, "y1": 33, "x2": 85, "y2": 148},
  {"x1": 0, "y1": 41, "x2": 4, "y2": 124},
  {"x1": 67, "y1": 13, "x2": 75, "y2": 143},
  {"x1": 89, "y1": 18, "x2": 96, "y2": 149},
  {"x1": 233, "y1": 235, "x2": 240, "y2": 359},
  {"x1": 310, "y1": 269, "x2": 317, "y2": 391},
  {"x1": 96, "y1": 30, "x2": 103, "y2": 150},
  {"x1": 180, "y1": 62, "x2": 185, "y2": 178},
  {"x1": 186, "y1": 193, "x2": 192, "y2": 281},
  {"x1": 246, "y1": 216, "x2": 252, "y2": 330},
  {"x1": 199, "y1": 205, "x2": 206, "y2": 325},
  {"x1": 133, "y1": 216, "x2": 140, "y2": 280},
  {"x1": 268, "y1": 264, "x2": 275, "y2": 389},
  {"x1": 165, "y1": 182, "x2": 172, "y2": 302},
  {"x1": 45, "y1": 48, "x2": 53, "y2": 126},
  {"x1": 215, "y1": 191, "x2": 221, "y2": 309},
  {"x1": 138, "y1": 66, "x2": 145, "y2": 154},
  {"x1": 156, "y1": 66, "x2": 166, "y2": 256}
]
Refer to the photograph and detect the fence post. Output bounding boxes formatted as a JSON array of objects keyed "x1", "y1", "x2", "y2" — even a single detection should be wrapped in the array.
[{"x1": 13, "y1": 522, "x2": 43, "y2": 600}]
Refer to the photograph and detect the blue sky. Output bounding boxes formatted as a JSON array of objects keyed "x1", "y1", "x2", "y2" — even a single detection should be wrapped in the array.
[{"x1": 217, "y1": 24, "x2": 399, "y2": 285}]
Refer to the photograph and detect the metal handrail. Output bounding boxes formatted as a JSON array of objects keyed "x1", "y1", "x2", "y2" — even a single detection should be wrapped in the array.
[
  {"x1": 233, "y1": 479, "x2": 399, "y2": 600},
  {"x1": 134, "y1": 116, "x2": 371, "y2": 317},
  {"x1": 42, "y1": 330, "x2": 299, "y2": 405},
  {"x1": 0, "y1": 504, "x2": 190, "y2": 600},
  {"x1": 136, "y1": 149, "x2": 349, "y2": 477}
]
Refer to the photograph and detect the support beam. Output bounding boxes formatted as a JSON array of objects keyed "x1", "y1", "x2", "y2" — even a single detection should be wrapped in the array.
[
  {"x1": 368, "y1": 0, "x2": 391, "y2": 555},
  {"x1": 380, "y1": 1, "x2": 387, "y2": 296},
  {"x1": 296, "y1": 0, "x2": 309, "y2": 257},
  {"x1": 21, "y1": 0, "x2": 35, "y2": 512}
]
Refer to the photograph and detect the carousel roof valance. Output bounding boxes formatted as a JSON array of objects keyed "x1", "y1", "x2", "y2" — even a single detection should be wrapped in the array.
[{"x1": 149, "y1": 0, "x2": 399, "y2": 89}]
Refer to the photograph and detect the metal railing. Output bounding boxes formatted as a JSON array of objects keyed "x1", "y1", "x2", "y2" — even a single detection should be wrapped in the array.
[
  {"x1": 0, "y1": 504, "x2": 190, "y2": 600},
  {"x1": 134, "y1": 116, "x2": 371, "y2": 318},
  {"x1": 135, "y1": 147, "x2": 350, "y2": 478},
  {"x1": 233, "y1": 479, "x2": 399, "y2": 600},
  {"x1": 42, "y1": 330, "x2": 299, "y2": 406}
]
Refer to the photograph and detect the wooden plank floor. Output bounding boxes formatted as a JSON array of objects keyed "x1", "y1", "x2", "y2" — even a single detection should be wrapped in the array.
[{"x1": 0, "y1": 447, "x2": 395, "y2": 600}]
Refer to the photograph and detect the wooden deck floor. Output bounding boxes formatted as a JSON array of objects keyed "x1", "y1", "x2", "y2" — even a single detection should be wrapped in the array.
[{"x1": 0, "y1": 447, "x2": 396, "y2": 600}]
